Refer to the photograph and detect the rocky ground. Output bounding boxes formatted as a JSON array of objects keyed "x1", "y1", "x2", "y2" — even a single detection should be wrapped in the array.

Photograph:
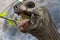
[{"x1": 0, "y1": 0, "x2": 17, "y2": 40}]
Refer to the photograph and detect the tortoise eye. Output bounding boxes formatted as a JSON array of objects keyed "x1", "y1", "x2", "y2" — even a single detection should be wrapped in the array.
[{"x1": 26, "y1": 1, "x2": 35, "y2": 8}]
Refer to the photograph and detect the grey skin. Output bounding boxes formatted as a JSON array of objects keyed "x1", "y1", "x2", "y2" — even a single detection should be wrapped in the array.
[{"x1": 14, "y1": 0, "x2": 60, "y2": 40}]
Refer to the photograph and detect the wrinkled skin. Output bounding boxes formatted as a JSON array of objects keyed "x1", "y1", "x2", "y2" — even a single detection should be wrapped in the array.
[{"x1": 14, "y1": 0, "x2": 60, "y2": 40}]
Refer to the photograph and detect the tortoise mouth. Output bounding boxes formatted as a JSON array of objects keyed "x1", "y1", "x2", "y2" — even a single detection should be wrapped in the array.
[
  {"x1": 18, "y1": 10, "x2": 37, "y2": 32},
  {"x1": 19, "y1": 10, "x2": 38, "y2": 16}
]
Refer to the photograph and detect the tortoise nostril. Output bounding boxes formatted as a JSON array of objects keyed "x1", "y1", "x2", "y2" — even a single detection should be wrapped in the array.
[
  {"x1": 26, "y1": 1, "x2": 35, "y2": 8},
  {"x1": 15, "y1": 6, "x2": 17, "y2": 8}
]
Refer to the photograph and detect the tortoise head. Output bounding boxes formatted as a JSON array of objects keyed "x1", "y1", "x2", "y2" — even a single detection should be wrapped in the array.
[{"x1": 14, "y1": 0, "x2": 45, "y2": 33}]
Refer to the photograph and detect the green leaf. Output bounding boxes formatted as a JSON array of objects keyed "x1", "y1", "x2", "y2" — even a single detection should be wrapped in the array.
[
  {"x1": 7, "y1": 18, "x2": 16, "y2": 26},
  {"x1": 23, "y1": 15, "x2": 30, "y2": 19},
  {"x1": 0, "y1": 11, "x2": 8, "y2": 17}
]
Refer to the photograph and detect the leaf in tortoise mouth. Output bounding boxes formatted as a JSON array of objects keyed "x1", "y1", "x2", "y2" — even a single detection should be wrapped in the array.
[{"x1": 22, "y1": 15, "x2": 30, "y2": 19}]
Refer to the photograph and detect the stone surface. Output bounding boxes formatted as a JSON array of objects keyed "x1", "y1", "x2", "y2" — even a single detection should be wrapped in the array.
[
  {"x1": 0, "y1": 0, "x2": 17, "y2": 13},
  {"x1": 0, "y1": 0, "x2": 17, "y2": 40}
]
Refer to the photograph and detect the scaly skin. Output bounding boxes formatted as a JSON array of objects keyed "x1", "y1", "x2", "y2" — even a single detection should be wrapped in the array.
[{"x1": 14, "y1": 0, "x2": 60, "y2": 40}]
